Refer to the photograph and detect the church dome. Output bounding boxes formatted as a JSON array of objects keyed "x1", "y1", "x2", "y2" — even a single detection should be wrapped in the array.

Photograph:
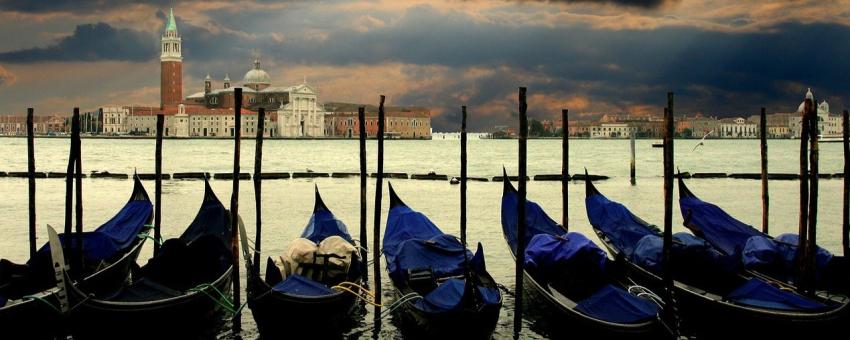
[{"x1": 243, "y1": 59, "x2": 271, "y2": 87}]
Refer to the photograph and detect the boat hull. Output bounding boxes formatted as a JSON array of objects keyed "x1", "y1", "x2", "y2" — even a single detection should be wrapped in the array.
[{"x1": 391, "y1": 282, "x2": 501, "y2": 340}]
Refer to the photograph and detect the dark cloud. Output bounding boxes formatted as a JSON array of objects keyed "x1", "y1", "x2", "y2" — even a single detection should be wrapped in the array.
[
  {"x1": 0, "y1": 22, "x2": 157, "y2": 62},
  {"x1": 0, "y1": 0, "x2": 171, "y2": 13},
  {"x1": 519, "y1": 0, "x2": 674, "y2": 9}
]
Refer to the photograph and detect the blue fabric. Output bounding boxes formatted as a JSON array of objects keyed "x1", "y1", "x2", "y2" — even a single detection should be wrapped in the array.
[
  {"x1": 631, "y1": 232, "x2": 735, "y2": 275},
  {"x1": 301, "y1": 209, "x2": 354, "y2": 244},
  {"x1": 575, "y1": 285, "x2": 659, "y2": 324},
  {"x1": 742, "y1": 236, "x2": 779, "y2": 269},
  {"x1": 728, "y1": 278, "x2": 827, "y2": 311},
  {"x1": 774, "y1": 234, "x2": 833, "y2": 270},
  {"x1": 33, "y1": 199, "x2": 152, "y2": 263},
  {"x1": 586, "y1": 193, "x2": 657, "y2": 258},
  {"x1": 391, "y1": 234, "x2": 475, "y2": 283},
  {"x1": 0, "y1": 295, "x2": 6, "y2": 308},
  {"x1": 524, "y1": 232, "x2": 607, "y2": 277},
  {"x1": 272, "y1": 274, "x2": 336, "y2": 297},
  {"x1": 679, "y1": 196, "x2": 762, "y2": 257},
  {"x1": 413, "y1": 278, "x2": 466, "y2": 313},
  {"x1": 384, "y1": 203, "x2": 499, "y2": 314},
  {"x1": 179, "y1": 191, "x2": 230, "y2": 249},
  {"x1": 501, "y1": 187, "x2": 564, "y2": 253}
]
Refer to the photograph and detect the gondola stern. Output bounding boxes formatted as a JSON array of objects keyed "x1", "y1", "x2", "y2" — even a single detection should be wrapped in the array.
[
  {"x1": 678, "y1": 177, "x2": 696, "y2": 199},
  {"x1": 584, "y1": 168, "x2": 601, "y2": 198},
  {"x1": 388, "y1": 182, "x2": 406, "y2": 208},
  {"x1": 502, "y1": 167, "x2": 516, "y2": 194},
  {"x1": 313, "y1": 185, "x2": 330, "y2": 212},
  {"x1": 131, "y1": 172, "x2": 151, "y2": 202}
]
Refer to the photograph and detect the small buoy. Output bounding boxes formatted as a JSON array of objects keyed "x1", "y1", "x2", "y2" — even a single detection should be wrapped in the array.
[{"x1": 450, "y1": 177, "x2": 460, "y2": 185}]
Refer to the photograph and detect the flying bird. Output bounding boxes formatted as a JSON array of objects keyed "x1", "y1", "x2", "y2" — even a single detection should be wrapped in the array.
[{"x1": 693, "y1": 130, "x2": 713, "y2": 151}]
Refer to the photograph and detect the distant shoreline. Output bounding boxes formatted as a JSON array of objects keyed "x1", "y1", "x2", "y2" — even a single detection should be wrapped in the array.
[{"x1": 0, "y1": 135, "x2": 433, "y2": 140}]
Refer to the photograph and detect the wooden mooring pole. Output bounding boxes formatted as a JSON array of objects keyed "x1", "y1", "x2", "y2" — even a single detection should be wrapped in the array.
[
  {"x1": 513, "y1": 87, "x2": 528, "y2": 339},
  {"x1": 73, "y1": 108, "x2": 84, "y2": 278},
  {"x1": 358, "y1": 107, "x2": 368, "y2": 286},
  {"x1": 231, "y1": 88, "x2": 243, "y2": 332},
  {"x1": 27, "y1": 108, "x2": 37, "y2": 259},
  {"x1": 562, "y1": 109, "x2": 569, "y2": 230},
  {"x1": 154, "y1": 114, "x2": 163, "y2": 255},
  {"x1": 64, "y1": 111, "x2": 76, "y2": 270},
  {"x1": 253, "y1": 108, "x2": 265, "y2": 275},
  {"x1": 760, "y1": 107, "x2": 769, "y2": 234},
  {"x1": 841, "y1": 110, "x2": 850, "y2": 257},
  {"x1": 373, "y1": 95, "x2": 386, "y2": 324},
  {"x1": 461, "y1": 106, "x2": 468, "y2": 248},
  {"x1": 663, "y1": 95, "x2": 677, "y2": 335},
  {"x1": 797, "y1": 95, "x2": 812, "y2": 292},
  {"x1": 805, "y1": 98, "x2": 820, "y2": 295},
  {"x1": 630, "y1": 132, "x2": 636, "y2": 185}
]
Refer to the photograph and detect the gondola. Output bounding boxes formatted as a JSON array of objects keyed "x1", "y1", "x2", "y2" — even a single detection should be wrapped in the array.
[
  {"x1": 55, "y1": 179, "x2": 234, "y2": 338},
  {"x1": 241, "y1": 186, "x2": 363, "y2": 337},
  {"x1": 0, "y1": 175, "x2": 152, "y2": 338},
  {"x1": 501, "y1": 174, "x2": 662, "y2": 338},
  {"x1": 585, "y1": 176, "x2": 850, "y2": 337},
  {"x1": 678, "y1": 178, "x2": 849, "y2": 295},
  {"x1": 383, "y1": 183, "x2": 501, "y2": 339}
]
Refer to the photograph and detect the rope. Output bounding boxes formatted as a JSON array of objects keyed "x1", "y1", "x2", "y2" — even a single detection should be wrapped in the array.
[
  {"x1": 629, "y1": 285, "x2": 664, "y2": 307},
  {"x1": 136, "y1": 231, "x2": 163, "y2": 246},
  {"x1": 22, "y1": 295, "x2": 61, "y2": 313},
  {"x1": 188, "y1": 283, "x2": 246, "y2": 317}
]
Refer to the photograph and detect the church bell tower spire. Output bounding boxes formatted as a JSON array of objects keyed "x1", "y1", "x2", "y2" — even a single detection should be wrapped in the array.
[{"x1": 160, "y1": 7, "x2": 183, "y2": 108}]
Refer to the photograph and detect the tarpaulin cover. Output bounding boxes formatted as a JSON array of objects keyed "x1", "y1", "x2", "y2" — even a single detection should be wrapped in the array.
[
  {"x1": 773, "y1": 234, "x2": 833, "y2": 270},
  {"x1": 301, "y1": 209, "x2": 354, "y2": 244},
  {"x1": 679, "y1": 195, "x2": 762, "y2": 257},
  {"x1": 631, "y1": 232, "x2": 729, "y2": 274},
  {"x1": 586, "y1": 192, "x2": 656, "y2": 258},
  {"x1": 179, "y1": 186, "x2": 231, "y2": 249},
  {"x1": 728, "y1": 278, "x2": 827, "y2": 311},
  {"x1": 272, "y1": 274, "x2": 337, "y2": 297},
  {"x1": 575, "y1": 284, "x2": 660, "y2": 324},
  {"x1": 390, "y1": 234, "x2": 479, "y2": 283},
  {"x1": 524, "y1": 232, "x2": 607, "y2": 278},
  {"x1": 33, "y1": 198, "x2": 152, "y2": 263},
  {"x1": 384, "y1": 202, "x2": 499, "y2": 314},
  {"x1": 501, "y1": 186, "x2": 564, "y2": 252},
  {"x1": 412, "y1": 278, "x2": 503, "y2": 314}
]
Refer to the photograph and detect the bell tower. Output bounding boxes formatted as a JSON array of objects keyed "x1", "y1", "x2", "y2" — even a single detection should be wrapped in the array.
[{"x1": 160, "y1": 8, "x2": 182, "y2": 109}]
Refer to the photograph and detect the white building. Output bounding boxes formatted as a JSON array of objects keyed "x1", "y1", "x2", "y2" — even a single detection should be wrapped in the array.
[
  {"x1": 789, "y1": 88, "x2": 843, "y2": 138},
  {"x1": 101, "y1": 106, "x2": 128, "y2": 135},
  {"x1": 589, "y1": 123, "x2": 636, "y2": 138},
  {"x1": 276, "y1": 83, "x2": 326, "y2": 137},
  {"x1": 719, "y1": 117, "x2": 758, "y2": 138}
]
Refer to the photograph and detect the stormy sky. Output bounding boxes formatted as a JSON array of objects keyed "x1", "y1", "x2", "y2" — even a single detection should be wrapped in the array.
[{"x1": 0, "y1": 0, "x2": 848, "y2": 131}]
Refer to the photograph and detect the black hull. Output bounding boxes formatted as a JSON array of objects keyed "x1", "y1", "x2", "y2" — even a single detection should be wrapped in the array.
[
  {"x1": 66, "y1": 266, "x2": 233, "y2": 339},
  {"x1": 0, "y1": 238, "x2": 146, "y2": 339},
  {"x1": 247, "y1": 275, "x2": 361, "y2": 338},
  {"x1": 599, "y1": 238, "x2": 850, "y2": 338},
  {"x1": 507, "y1": 249, "x2": 661, "y2": 339},
  {"x1": 391, "y1": 284, "x2": 501, "y2": 340}
]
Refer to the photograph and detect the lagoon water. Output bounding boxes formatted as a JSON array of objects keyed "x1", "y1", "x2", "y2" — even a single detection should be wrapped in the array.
[{"x1": 0, "y1": 137, "x2": 847, "y2": 338}]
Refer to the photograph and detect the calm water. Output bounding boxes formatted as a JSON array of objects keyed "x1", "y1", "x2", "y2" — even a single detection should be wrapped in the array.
[{"x1": 0, "y1": 137, "x2": 847, "y2": 339}]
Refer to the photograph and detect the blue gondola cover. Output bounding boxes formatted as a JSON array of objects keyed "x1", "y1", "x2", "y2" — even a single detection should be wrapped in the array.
[
  {"x1": 272, "y1": 274, "x2": 337, "y2": 297},
  {"x1": 585, "y1": 193, "x2": 656, "y2": 258},
  {"x1": 501, "y1": 186, "x2": 564, "y2": 252},
  {"x1": 33, "y1": 199, "x2": 152, "y2": 263},
  {"x1": 680, "y1": 195, "x2": 764, "y2": 257},
  {"x1": 524, "y1": 232, "x2": 607, "y2": 279},
  {"x1": 575, "y1": 285, "x2": 659, "y2": 324},
  {"x1": 385, "y1": 200, "x2": 499, "y2": 314},
  {"x1": 728, "y1": 278, "x2": 827, "y2": 311},
  {"x1": 301, "y1": 209, "x2": 353, "y2": 244}
]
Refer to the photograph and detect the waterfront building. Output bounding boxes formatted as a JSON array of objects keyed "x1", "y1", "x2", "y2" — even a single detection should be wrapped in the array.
[
  {"x1": 718, "y1": 117, "x2": 758, "y2": 138},
  {"x1": 324, "y1": 110, "x2": 431, "y2": 139},
  {"x1": 589, "y1": 123, "x2": 636, "y2": 138},
  {"x1": 0, "y1": 115, "x2": 65, "y2": 135},
  {"x1": 568, "y1": 120, "x2": 592, "y2": 137},
  {"x1": 276, "y1": 84, "x2": 326, "y2": 137},
  {"x1": 160, "y1": 8, "x2": 182, "y2": 109},
  {"x1": 101, "y1": 106, "x2": 128, "y2": 135},
  {"x1": 789, "y1": 89, "x2": 843, "y2": 138}
]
